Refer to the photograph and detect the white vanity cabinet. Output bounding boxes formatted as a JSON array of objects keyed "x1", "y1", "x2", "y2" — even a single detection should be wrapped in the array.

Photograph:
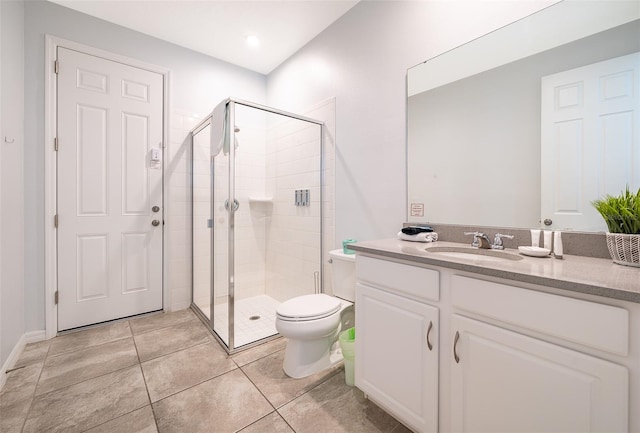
[
  {"x1": 355, "y1": 256, "x2": 440, "y2": 433},
  {"x1": 354, "y1": 253, "x2": 636, "y2": 433}
]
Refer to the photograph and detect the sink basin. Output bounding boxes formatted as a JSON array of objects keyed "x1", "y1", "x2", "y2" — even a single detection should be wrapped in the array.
[{"x1": 426, "y1": 246, "x2": 524, "y2": 262}]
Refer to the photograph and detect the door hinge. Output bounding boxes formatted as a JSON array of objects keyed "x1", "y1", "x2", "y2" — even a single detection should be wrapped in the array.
[
  {"x1": 54, "y1": 214, "x2": 58, "y2": 228},
  {"x1": 54, "y1": 291, "x2": 59, "y2": 305},
  {"x1": 54, "y1": 137, "x2": 58, "y2": 151},
  {"x1": 54, "y1": 60, "x2": 59, "y2": 74}
]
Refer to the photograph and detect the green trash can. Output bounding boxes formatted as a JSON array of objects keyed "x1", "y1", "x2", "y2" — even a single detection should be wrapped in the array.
[{"x1": 339, "y1": 327, "x2": 356, "y2": 386}]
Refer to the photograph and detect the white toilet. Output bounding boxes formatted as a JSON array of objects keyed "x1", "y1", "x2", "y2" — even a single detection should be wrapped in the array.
[{"x1": 275, "y1": 249, "x2": 356, "y2": 378}]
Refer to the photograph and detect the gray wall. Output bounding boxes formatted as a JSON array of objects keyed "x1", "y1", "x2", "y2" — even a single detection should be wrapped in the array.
[
  {"x1": 1, "y1": 0, "x2": 25, "y2": 370},
  {"x1": 267, "y1": 0, "x2": 553, "y2": 246}
]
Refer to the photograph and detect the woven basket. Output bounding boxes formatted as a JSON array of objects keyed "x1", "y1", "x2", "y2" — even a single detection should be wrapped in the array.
[{"x1": 606, "y1": 233, "x2": 640, "y2": 267}]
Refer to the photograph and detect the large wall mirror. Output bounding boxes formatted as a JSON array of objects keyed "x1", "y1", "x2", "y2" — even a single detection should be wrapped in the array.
[{"x1": 407, "y1": 1, "x2": 639, "y2": 232}]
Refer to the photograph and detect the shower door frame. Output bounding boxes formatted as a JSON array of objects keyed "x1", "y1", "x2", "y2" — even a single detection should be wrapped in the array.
[{"x1": 191, "y1": 98, "x2": 326, "y2": 354}]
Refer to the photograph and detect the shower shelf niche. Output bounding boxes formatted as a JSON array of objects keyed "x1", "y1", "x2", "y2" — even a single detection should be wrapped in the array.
[{"x1": 248, "y1": 196, "x2": 274, "y2": 204}]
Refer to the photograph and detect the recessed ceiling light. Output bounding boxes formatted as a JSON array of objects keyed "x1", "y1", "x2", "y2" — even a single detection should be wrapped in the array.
[{"x1": 245, "y1": 35, "x2": 260, "y2": 49}]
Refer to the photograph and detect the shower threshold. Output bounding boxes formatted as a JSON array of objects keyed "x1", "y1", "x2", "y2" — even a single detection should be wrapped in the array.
[{"x1": 194, "y1": 294, "x2": 280, "y2": 349}]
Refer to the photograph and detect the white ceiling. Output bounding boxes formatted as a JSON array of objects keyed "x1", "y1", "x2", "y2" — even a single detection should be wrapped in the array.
[{"x1": 48, "y1": 0, "x2": 359, "y2": 74}]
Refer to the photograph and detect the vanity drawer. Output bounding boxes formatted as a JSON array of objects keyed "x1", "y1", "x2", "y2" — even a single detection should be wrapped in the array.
[
  {"x1": 451, "y1": 275, "x2": 629, "y2": 356},
  {"x1": 356, "y1": 256, "x2": 439, "y2": 302}
]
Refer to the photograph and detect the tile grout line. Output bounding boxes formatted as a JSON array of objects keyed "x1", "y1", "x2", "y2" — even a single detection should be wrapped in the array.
[
  {"x1": 134, "y1": 331, "x2": 239, "y2": 406},
  {"x1": 229, "y1": 339, "x2": 285, "y2": 369},
  {"x1": 235, "y1": 410, "x2": 297, "y2": 433},
  {"x1": 273, "y1": 367, "x2": 344, "y2": 410},
  {"x1": 129, "y1": 320, "x2": 162, "y2": 433},
  {"x1": 47, "y1": 319, "x2": 133, "y2": 357},
  {"x1": 272, "y1": 366, "x2": 344, "y2": 429},
  {"x1": 28, "y1": 337, "x2": 141, "y2": 400},
  {"x1": 235, "y1": 350, "x2": 344, "y2": 430},
  {"x1": 27, "y1": 321, "x2": 147, "y2": 432},
  {"x1": 18, "y1": 341, "x2": 52, "y2": 433},
  {"x1": 147, "y1": 361, "x2": 239, "y2": 406},
  {"x1": 136, "y1": 336, "x2": 212, "y2": 364},
  {"x1": 234, "y1": 362, "x2": 283, "y2": 430},
  {"x1": 27, "y1": 362, "x2": 143, "y2": 401},
  {"x1": 44, "y1": 334, "x2": 131, "y2": 359},
  {"x1": 130, "y1": 312, "x2": 201, "y2": 338},
  {"x1": 133, "y1": 314, "x2": 214, "y2": 364},
  {"x1": 236, "y1": 362, "x2": 278, "y2": 410}
]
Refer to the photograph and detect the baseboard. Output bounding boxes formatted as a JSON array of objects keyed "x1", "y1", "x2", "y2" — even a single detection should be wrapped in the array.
[
  {"x1": 0, "y1": 330, "x2": 47, "y2": 391},
  {"x1": 24, "y1": 330, "x2": 46, "y2": 344},
  {"x1": 170, "y1": 300, "x2": 192, "y2": 312},
  {"x1": 0, "y1": 333, "x2": 27, "y2": 391}
]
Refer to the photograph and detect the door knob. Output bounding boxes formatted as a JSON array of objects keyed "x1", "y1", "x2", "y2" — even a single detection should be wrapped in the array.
[
  {"x1": 151, "y1": 220, "x2": 160, "y2": 227},
  {"x1": 543, "y1": 218, "x2": 553, "y2": 226},
  {"x1": 152, "y1": 206, "x2": 160, "y2": 213}
]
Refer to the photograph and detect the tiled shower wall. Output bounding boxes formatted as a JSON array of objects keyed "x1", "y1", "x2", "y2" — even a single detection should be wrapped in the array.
[
  {"x1": 168, "y1": 110, "x2": 203, "y2": 311},
  {"x1": 265, "y1": 99, "x2": 336, "y2": 301}
]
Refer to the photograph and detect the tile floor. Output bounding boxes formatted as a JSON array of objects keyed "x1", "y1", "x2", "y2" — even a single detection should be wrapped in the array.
[{"x1": 0, "y1": 309, "x2": 411, "y2": 433}]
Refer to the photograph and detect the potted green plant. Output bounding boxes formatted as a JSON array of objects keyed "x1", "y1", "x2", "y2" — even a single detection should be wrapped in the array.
[{"x1": 592, "y1": 186, "x2": 640, "y2": 267}]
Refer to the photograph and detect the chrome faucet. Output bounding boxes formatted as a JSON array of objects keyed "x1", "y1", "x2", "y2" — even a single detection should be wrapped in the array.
[
  {"x1": 464, "y1": 232, "x2": 492, "y2": 249},
  {"x1": 464, "y1": 231, "x2": 514, "y2": 249}
]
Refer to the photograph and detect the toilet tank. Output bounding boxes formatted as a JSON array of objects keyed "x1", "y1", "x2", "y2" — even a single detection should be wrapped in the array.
[{"x1": 329, "y1": 249, "x2": 356, "y2": 302}]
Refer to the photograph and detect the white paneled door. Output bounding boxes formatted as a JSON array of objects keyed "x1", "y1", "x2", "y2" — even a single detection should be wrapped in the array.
[
  {"x1": 541, "y1": 52, "x2": 639, "y2": 231},
  {"x1": 57, "y1": 47, "x2": 164, "y2": 331}
]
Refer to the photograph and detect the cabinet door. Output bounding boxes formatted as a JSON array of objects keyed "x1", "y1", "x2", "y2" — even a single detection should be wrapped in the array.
[
  {"x1": 355, "y1": 283, "x2": 438, "y2": 433},
  {"x1": 451, "y1": 315, "x2": 628, "y2": 433}
]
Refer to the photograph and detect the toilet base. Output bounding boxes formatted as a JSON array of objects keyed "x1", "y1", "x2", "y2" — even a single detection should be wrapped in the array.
[{"x1": 282, "y1": 331, "x2": 343, "y2": 378}]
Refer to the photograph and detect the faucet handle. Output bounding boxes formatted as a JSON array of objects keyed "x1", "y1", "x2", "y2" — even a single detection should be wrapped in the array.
[
  {"x1": 492, "y1": 233, "x2": 514, "y2": 249},
  {"x1": 464, "y1": 231, "x2": 483, "y2": 248}
]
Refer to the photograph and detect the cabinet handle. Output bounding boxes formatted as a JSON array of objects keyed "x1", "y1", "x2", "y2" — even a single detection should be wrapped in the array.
[
  {"x1": 453, "y1": 331, "x2": 460, "y2": 363},
  {"x1": 426, "y1": 321, "x2": 433, "y2": 351}
]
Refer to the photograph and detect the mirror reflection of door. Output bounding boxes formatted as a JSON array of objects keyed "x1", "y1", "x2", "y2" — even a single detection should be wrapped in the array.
[{"x1": 541, "y1": 52, "x2": 639, "y2": 231}]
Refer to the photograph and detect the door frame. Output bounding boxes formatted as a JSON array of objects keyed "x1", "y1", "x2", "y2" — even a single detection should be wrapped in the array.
[{"x1": 44, "y1": 36, "x2": 170, "y2": 338}]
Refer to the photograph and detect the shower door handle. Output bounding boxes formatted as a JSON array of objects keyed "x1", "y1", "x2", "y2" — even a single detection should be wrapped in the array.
[{"x1": 225, "y1": 199, "x2": 239, "y2": 212}]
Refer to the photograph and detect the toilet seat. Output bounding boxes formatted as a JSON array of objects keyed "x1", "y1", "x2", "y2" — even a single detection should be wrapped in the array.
[{"x1": 276, "y1": 294, "x2": 341, "y2": 322}]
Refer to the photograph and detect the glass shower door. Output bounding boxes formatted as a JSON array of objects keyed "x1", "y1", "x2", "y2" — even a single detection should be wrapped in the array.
[
  {"x1": 212, "y1": 122, "x2": 231, "y2": 349},
  {"x1": 231, "y1": 103, "x2": 279, "y2": 348}
]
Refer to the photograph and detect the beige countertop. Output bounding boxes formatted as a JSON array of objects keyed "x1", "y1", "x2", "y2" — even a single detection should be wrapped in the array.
[{"x1": 349, "y1": 239, "x2": 640, "y2": 303}]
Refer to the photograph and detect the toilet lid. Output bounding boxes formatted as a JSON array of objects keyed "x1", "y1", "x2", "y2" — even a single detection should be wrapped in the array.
[{"x1": 276, "y1": 294, "x2": 341, "y2": 321}]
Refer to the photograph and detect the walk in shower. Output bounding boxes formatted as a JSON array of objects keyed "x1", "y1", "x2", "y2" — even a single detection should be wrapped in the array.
[{"x1": 191, "y1": 98, "x2": 324, "y2": 353}]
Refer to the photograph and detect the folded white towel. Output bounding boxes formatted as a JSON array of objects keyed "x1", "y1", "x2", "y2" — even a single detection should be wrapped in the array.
[
  {"x1": 211, "y1": 98, "x2": 229, "y2": 157},
  {"x1": 397, "y1": 231, "x2": 438, "y2": 243}
]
